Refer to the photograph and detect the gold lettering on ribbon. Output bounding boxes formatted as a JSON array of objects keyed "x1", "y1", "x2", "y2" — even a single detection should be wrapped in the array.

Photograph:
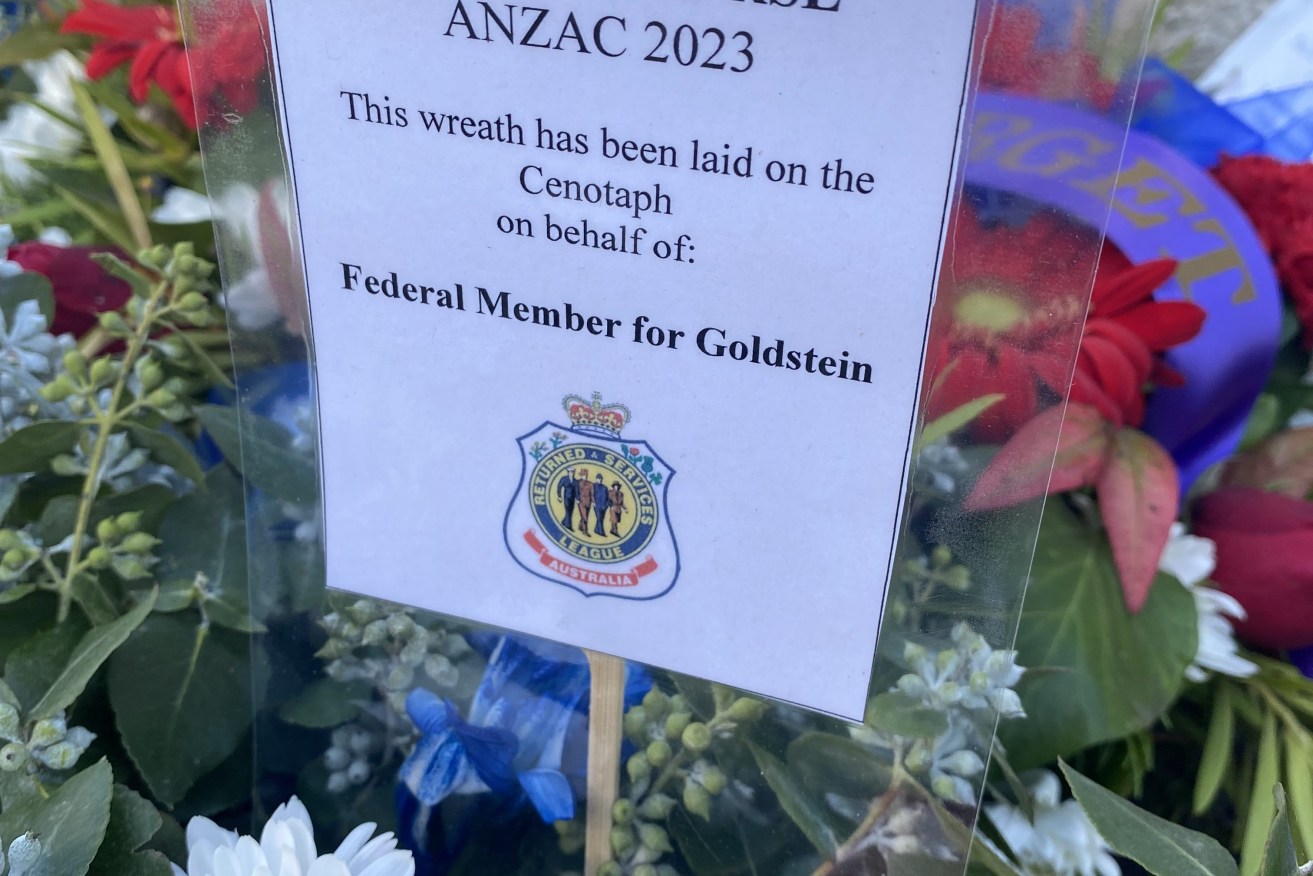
[
  {"x1": 997, "y1": 130, "x2": 1115, "y2": 178},
  {"x1": 1076, "y1": 157, "x2": 1207, "y2": 229},
  {"x1": 968, "y1": 112, "x2": 1033, "y2": 162},
  {"x1": 1174, "y1": 218, "x2": 1258, "y2": 305}
]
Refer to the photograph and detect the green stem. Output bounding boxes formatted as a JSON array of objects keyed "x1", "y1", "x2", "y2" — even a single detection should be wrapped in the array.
[{"x1": 57, "y1": 281, "x2": 171, "y2": 622}]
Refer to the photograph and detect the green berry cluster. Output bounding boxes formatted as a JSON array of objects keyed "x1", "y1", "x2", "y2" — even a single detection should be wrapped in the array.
[
  {"x1": 599, "y1": 687, "x2": 765, "y2": 875},
  {"x1": 318, "y1": 598, "x2": 472, "y2": 716},
  {"x1": 0, "y1": 706, "x2": 95, "y2": 774},
  {"x1": 83, "y1": 512, "x2": 157, "y2": 580},
  {"x1": 0, "y1": 529, "x2": 42, "y2": 585},
  {"x1": 890, "y1": 543, "x2": 973, "y2": 626}
]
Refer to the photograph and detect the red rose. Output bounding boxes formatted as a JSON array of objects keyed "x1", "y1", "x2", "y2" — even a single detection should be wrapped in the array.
[
  {"x1": 1213, "y1": 155, "x2": 1313, "y2": 345},
  {"x1": 1193, "y1": 486, "x2": 1313, "y2": 650},
  {"x1": 7, "y1": 242, "x2": 131, "y2": 337}
]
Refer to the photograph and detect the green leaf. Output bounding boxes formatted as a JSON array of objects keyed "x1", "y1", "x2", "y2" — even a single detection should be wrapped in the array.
[
  {"x1": 747, "y1": 742, "x2": 838, "y2": 855},
  {"x1": 88, "y1": 785, "x2": 174, "y2": 876},
  {"x1": 1059, "y1": 761, "x2": 1240, "y2": 876},
  {"x1": 51, "y1": 185, "x2": 137, "y2": 253},
  {"x1": 108, "y1": 615, "x2": 267, "y2": 805},
  {"x1": 30, "y1": 588, "x2": 156, "y2": 720},
  {"x1": 0, "y1": 270, "x2": 55, "y2": 326},
  {"x1": 124, "y1": 424, "x2": 206, "y2": 486},
  {"x1": 279, "y1": 678, "x2": 369, "y2": 728},
  {"x1": 1261, "y1": 785, "x2": 1301, "y2": 876},
  {"x1": 917, "y1": 394, "x2": 1005, "y2": 451},
  {"x1": 0, "y1": 758, "x2": 114, "y2": 876},
  {"x1": 1241, "y1": 394, "x2": 1282, "y2": 450},
  {"x1": 998, "y1": 503, "x2": 1196, "y2": 769},
  {"x1": 1243, "y1": 713, "x2": 1283, "y2": 876},
  {"x1": 786, "y1": 733, "x2": 892, "y2": 814},
  {"x1": 196, "y1": 405, "x2": 316, "y2": 502},
  {"x1": 1195, "y1": 684, "x2": 1235, "y2": 814},
  {"x1": 166, "y1": 329, "x2": 235, "y2": 390},
  {"x1": 4, "y1": 616, "x2": 88, "y2": 711},
  {"x1": 0, "y1": 19, "x2": 79, "y2": 67},
  {"x1": 1285, "y1": 736, "x2": 1313, "y2": 860},
  {"x1": 70, "y1": 80, "x2": 151, "y2": 250},
  {"x1": 155, "y1": 466, "x2": 253, "y2": 632},
  {"x1": 866, "y1": 691, "x2": 950, "y2": 740},
  {"x1": 0, "y1": 421, "x2": 82, "y2": 476}
]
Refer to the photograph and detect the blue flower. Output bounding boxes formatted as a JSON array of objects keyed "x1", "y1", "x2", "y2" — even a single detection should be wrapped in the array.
[{"x1": 397, "y1": 635, "x2": 649, "y2": 870}]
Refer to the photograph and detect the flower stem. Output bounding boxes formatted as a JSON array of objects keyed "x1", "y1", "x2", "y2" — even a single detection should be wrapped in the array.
[{"x1": 57, "y1": 279, "x2": 170, "y2": 622}]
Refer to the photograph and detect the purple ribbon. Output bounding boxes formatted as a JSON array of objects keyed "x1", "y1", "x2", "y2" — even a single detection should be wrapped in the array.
[{"x1": 965, "y1": 93, "x2": 1283, "y2": 491}]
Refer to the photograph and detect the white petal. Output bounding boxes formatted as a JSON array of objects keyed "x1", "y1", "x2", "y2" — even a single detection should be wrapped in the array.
[
  {"x1": 153, "y1": 188, "x2": 214, "y2": 224},
  {"x1": 332, "y1": 822, "x2": 377, "y2": 863}
]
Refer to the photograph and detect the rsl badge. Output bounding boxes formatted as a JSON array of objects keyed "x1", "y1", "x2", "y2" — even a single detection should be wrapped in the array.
[{"x1": 505, "y1": 393, "x2": 678, "y2": 600}]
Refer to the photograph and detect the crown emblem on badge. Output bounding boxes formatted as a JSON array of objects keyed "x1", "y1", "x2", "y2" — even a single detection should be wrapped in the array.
[{"x1": 563, "y1": 392, "x2": 631, "y2": 438}]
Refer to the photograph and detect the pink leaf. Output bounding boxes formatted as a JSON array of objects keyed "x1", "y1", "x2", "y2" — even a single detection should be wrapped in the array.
[
  {"x1": 1097, "y1": 429, "x2": 1179, "y2": 614},
  {"x1": 966, "y1": 404, "x2": 1111, "y2": 511}
]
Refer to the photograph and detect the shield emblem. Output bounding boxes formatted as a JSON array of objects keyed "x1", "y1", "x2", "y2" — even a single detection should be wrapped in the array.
[{"x1": 505, "y1": 394, "x2": 678, "y2": 600}]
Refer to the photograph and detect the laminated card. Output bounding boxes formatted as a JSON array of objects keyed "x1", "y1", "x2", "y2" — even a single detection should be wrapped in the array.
[{"x1": 264, "y1": 0, "x2": 977, "y2": 721}]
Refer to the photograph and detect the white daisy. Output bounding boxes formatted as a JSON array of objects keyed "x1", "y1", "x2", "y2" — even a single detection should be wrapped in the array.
[
  {"x1": 172, "y1": 796, "x2": 414, "y2": 876},
  {"x1": 1158, "y1": 523, "x2": 1258, "y2": 682}
]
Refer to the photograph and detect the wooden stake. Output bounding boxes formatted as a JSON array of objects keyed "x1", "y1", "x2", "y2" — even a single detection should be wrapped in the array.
[{"x1": 584, "y1": 650, "x2": 626, "y2": 876}]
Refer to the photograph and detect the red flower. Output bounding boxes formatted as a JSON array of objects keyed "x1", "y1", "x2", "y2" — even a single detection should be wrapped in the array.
[
  {"x1": 187, "y1": 0, "x2": 270, "y2": 120},
  {"x1": 8, "y1": 242, "x2": 131, "y2": 337},
  {"x1": 1072, "y1": 252, "x2": 1204, "y2": 427},
  {"x1": 62, "y1": 0, "x2": 195, "y2": 128},
  {"x1": 977, "y1": 3, "x2": 1118, "y2": 111},
  {"x1": 925, "y1": 206, "x2": 1203, "y2": 438},
  {"x1": 1214, "y1": 155, "x2": 1313, "y2": 344},
  {"x1": 924, "y1": 205, "x2": 1094, "y2": 439},
  {"x1": 1193, "y1": 486, "x2": 1313, "y2": 651}
]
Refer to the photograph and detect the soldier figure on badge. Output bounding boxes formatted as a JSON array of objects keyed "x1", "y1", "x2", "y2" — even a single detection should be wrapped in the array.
[
  {"x1": 593, "y1": 473, "x2": 610, "y2": 536},
  {"x1": 576, "y1": 468, "x2": 594, "y2": 535},
  {"x1": 556, "y1": 467, "x2": 578, "y2": 530},
  {"x1": 608, "y1": 480, "x2": 625, "y2": 536}
]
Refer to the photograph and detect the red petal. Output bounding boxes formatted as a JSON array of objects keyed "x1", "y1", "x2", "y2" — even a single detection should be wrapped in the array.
[
  {"x1": 1094, "y1": 258, "x2": 1179, "y2": 317},
  {"x1": 83, "y1": 42, "x2": 136, "y2": 79},
  {"x1": 62, "y1": 0, "x2": 174, "y2": 40},
  {"x1": 127, "y1": 39, "x2": 170, "y2": 102},
  {"x1": 966, "y1": 403, "x2": 1111, "y2": 510},
  {"x1": 1115, "y1": 301, "x2": 1207, "y2": 351},
  {"x1": 1078, "y1": 335, "x2": 1146, "y2": 424},
  {"x1": 1098, "y1": 429, "x2": 1179, "y2": 613}
]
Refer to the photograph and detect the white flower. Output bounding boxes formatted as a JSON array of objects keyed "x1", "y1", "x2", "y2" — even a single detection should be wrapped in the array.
[
  {"x1": 152, "y1": 188, "x2": 214, "y2": 224},
  {"x1": 896, "y1": 623, "x2": 1026, "y2": 719},
  {"x1": 0, "y1": 53, "x2": 88, "y2": 190},
  {"x1": 172, "y1": 797, "x2": 414, "y2": 876},
  {"x1": 1158, "y1": 523, "x2": 1258, "y2": 683},
  {"x1": 986, "y1": 771, "x2": 1120, "y2": 876}
]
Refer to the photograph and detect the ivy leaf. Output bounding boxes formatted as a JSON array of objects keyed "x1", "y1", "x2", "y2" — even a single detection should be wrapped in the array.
[
  {"x1": 747, "y1": 742, "x2": 838, "y2": 856},
  {"x1": 155, "y1": 466, "x2": 253, "y2": 633},
  {"x1": 998, "y1": 503, "x2": 1195, "y2": 769},
  {"x1": 0, "y1": 422, "x2": 82, "y2": 476},
  {"x1": 280, "y1": 678, "x2": 370, "y2": 729},
  {"x1": 124, "y1": 424, "x2": 206, "y2": 486},
  {"x1": 4, "y1": 617, "x2": 88, "y2": 712},
  {"x1": 1058, "y1": 761, "x2": 1239, "y2": 876},
  {"x1": 0, "y1": 758, "x2": 114, "y2": 876},
  {"x1": 965, "y1": 404, "x2": 1110, "y2": 511},
  {"x1": 1097, "y1": 428, "x2": 1179, "y2": 614},
  {"x1": 108, "y1": 615, "x2": 268, "y2": 805},
  {"x1": 196, "y1": 405, "x2": 316, "y2": 503},
  {"x1": 30, "y1": 588, "x2": 156, "y2": 720},
  {"x1": 88, "y1": 785, "x2": 174, "y2": 876}
]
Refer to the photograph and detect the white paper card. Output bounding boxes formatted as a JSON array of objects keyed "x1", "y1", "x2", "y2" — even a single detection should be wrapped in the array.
[
  {"x1": 1200, "y1": 0, "x2": 1313, "y2": 102},
  {"x1": 264, "y1": 0, "x2": 974, "y2": 720}
]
